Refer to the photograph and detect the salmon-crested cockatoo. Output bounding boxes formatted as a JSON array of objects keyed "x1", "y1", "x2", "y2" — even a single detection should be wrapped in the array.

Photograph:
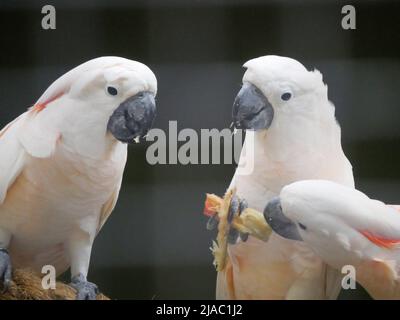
[
  {"x1": 264, "y1": 179, "x2": 400, "y2": 299},
  {"x1": 0, "y1": 57, "x2": 157, "y2": 299},
  {"x1": 215, "y1": 55, "x2": 354, "y2": 299}
]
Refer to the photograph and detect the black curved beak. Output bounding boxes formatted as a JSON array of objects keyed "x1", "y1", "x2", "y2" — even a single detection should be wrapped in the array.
[
  {"x1": 263, "y1": 197, "x2": 302, "y2": 241},
  {"x1": 107, "y1": 91, "x2": 156, "y2": 143},
  {"x1": 232, "y1": 82, "x2": 274, "y2": 130}
]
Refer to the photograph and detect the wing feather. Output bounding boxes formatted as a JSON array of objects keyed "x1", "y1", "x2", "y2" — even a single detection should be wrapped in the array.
[
  {"x1": 97, "y1": 178, "x2": 123, "y2": 233},
  {"x1": 0, "y1": 115, "x2": 27, "y2": 204},
  {"x1": 0, "y1": 110, "x2": 60, "y2": 204}
]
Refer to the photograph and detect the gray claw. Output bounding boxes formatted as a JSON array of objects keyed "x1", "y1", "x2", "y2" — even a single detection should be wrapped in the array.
[
  {"x1": 0, "y1": 248, "x2": 12, "y2": 293},
  {"x1": 239, "y1": 199, "x2": 248, "y2": 215},
  {"x1": 238, "y1": 199, "x2": 249, "y2": 242},
  {"x1": 70, "y1": 273, "x2": 99, "y2": 300},
  {"x1": 239, "y1": 232, "x2": 249, "y2": 242},
  {"x1": 227, "y1": 196, "x2": 240, "y2": 244},
  {"x1": 227, "y1": 227, "x2": 239, "y2": 245},
  {"x1": 228, "y1": 196, "x2": 240, "y2": 223},
  {"x1": 206, "y1": 214, "x2": 218, "y2": 231},
  {"x1": 228, "y1": 196, "x2": 250, "y2": 244}
]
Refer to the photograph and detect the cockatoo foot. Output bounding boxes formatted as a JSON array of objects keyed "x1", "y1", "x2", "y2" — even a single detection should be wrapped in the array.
[
  {"x1": 227, "y1": 195, "x2": 249, "y2": 244},
  {"x1": 0, "y1": 248, "x2": 12, "y2": 292},
  {"x1": 70, "y1": 273, "x2": 99, "y2": 300}
]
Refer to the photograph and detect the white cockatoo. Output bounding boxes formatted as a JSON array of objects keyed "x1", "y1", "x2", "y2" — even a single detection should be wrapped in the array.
[
  {"x1": 264, "y1": 179, "x2": 400, "y2": 299},
  {"x1": 215, "y1": 55, "x2": 354, "y2": 299},
  {"x1": 0, "y1": 57, "x2": 157, "y2": 299}
]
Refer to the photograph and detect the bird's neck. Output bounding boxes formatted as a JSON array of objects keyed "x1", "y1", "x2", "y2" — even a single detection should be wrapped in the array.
[{"x1": 233, "y1": 121, "x2": 344, "y2": 195}]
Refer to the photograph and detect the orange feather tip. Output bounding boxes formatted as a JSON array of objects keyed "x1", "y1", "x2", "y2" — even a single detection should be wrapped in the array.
[
  {"x1": 203, "y1": 193, "x2": 222, "y2": 217},
  {"x1": 31, "y1": 103, "x2": 46, "y2": 113},
  {"x1": 359, "y1": 230, "x2": 400, "y2": 249},
  {"x1": 30, "y1": 92, "x2": 64, "y2": 113}
]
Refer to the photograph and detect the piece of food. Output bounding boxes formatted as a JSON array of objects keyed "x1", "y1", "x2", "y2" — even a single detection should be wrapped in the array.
[{"x1": 204, "y1": 189, "x2": 272, "y2": 271}]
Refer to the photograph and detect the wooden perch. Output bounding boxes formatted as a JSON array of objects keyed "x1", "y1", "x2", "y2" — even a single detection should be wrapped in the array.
[{"x1": 0, "y1": 269, "x2": 109, "y2": 300}]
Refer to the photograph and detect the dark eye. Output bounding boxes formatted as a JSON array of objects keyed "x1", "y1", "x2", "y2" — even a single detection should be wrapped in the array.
[
  {"x1": 107, "y1": 86, "x2": 118, "y2": 96},
  {"x1": 298, "y1": 223, "x2": 307, "y2": 230},
  {"x1": 281, "y1": 92, "x2": 292, "y2": 101}
]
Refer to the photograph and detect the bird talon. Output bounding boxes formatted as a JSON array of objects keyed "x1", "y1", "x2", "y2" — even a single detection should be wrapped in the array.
[
  {"x1": 228, "y1": 195, "x2": 240, "y2": 223},
  {"x1": 239, "y1": 232, "x2": 249, "y2": 242},
  {"x1": 0, "y1": 248, "x2": 12, "y2": 293},
  {"x1": 206, "y1": 213, "x2": 219, "y2": 231},
  {"x1": 70, "y1": 273, "x2": 99, "y2": 300},
  {"x1": 238, "y1": 199, "x2": 248, "y2": 215},
  {"x1": 228, "y1": 196, "x2": 250, "y2": 244},
  {"x1": 228, "y1": 227, "x2": 239, "y2": 245}
]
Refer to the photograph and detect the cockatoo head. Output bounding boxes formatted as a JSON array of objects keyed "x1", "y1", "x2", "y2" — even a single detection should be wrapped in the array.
[
  {"x1": 263, "y1": 180, "x2": 341, "y2": 242},
  {"x1": 263, "y1": 180, "x2": 359, "y2": 242},
  {"x1": 264, "y1": 180, "x2": 387, "y2": 242},
  {"x1": 263, "y1": 180, "x2": 400, "y2": 269},
  {"x1": 263, "y1": 196, "x2": 303, "y2": 241},
  {"x1": 33, "y1": 56, "x2": 157, "y2": 144},
  {"x1": 232, "y1": 55, "x2": 330, "y2": 132}
]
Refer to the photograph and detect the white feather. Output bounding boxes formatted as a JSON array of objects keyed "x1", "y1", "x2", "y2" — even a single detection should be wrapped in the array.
[
  {"x1": 280, "y1": 180, "x2": 400, "y2": 267},
  {"x1": 0, "y1": 56, "x2": 156, "y2": 277},
  {"x1": 282, "y1": 180, "x2": 400, "y2": 240},
  {"x1": 0, "y1": 115, "x2": 26, "y2": 203},
  {"x1": 219, "y1": 55, "x2": 354, "y2": 300}
]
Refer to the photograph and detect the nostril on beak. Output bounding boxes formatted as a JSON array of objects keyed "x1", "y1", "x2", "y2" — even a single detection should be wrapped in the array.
[{"x1": 124, "y1": 109, "x2": 130, "y2": 120}]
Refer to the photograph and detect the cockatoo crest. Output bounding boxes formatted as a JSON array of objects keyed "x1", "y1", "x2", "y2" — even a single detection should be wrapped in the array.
[
  {"x1": 31, "y1": 56, "x2": 157, "y2": 113},
  {"x1": 242, "y1": 56, "x2": 334, "y2": 125},
  {"x1": 243, "y1": 55, "x2": 324, "y2": 92}
]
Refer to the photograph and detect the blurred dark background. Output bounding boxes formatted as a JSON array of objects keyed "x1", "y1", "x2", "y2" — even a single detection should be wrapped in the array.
[{"x1": 0, "y1": 0, "x2": 399, "y2": 299}]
